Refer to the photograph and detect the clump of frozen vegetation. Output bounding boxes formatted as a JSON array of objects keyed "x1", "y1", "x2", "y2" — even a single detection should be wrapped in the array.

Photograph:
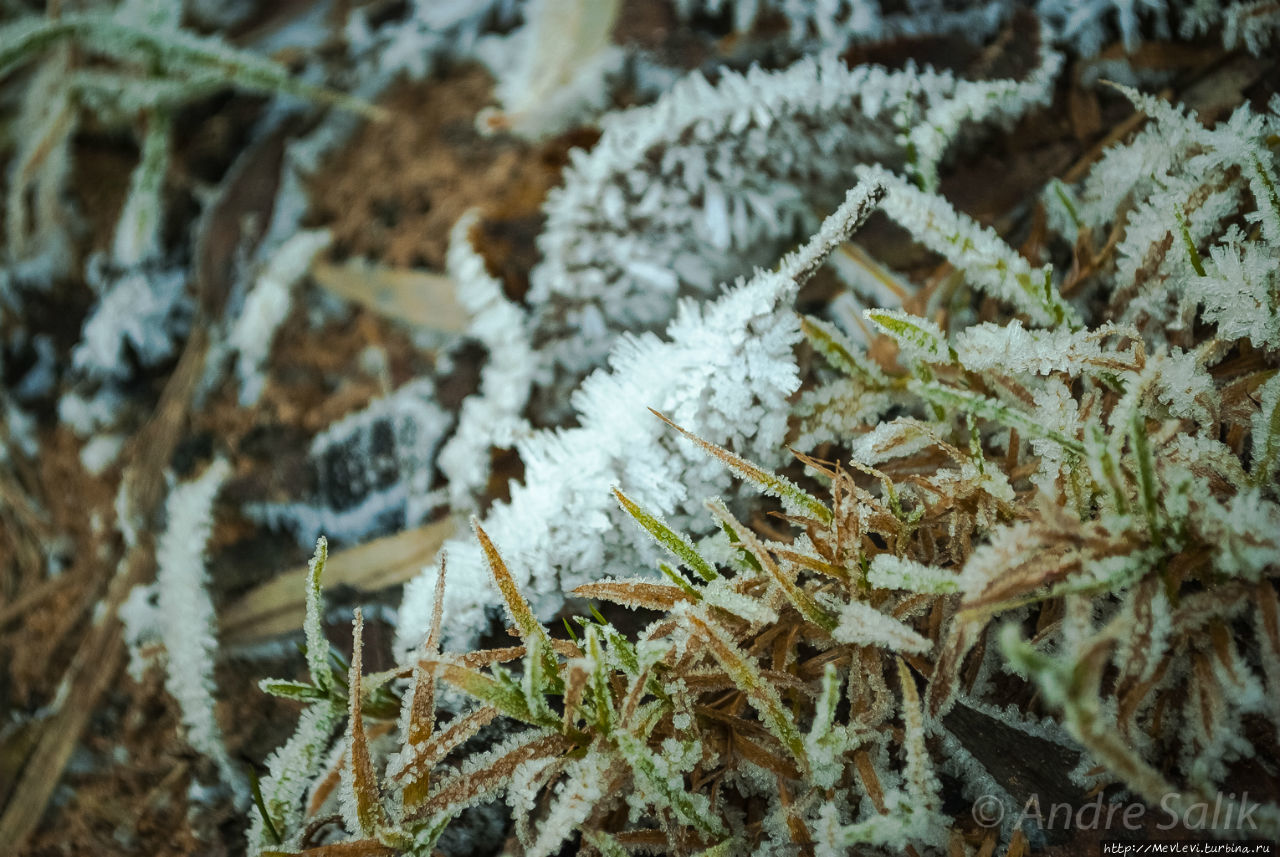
[
  {"x1": 4, "y1": 0, "x2": 1278, "y2": 853},
  {"x1": 523, "y1": 35, "x2": 1061, "y2": 385},
  {"x1": 396, "y1": 182, "x2": 883, "y2": 661},
  {"x1": 436, "y1": 20, "x2": 1064, "y2": 565},
  {"x1": 248, "y1": 25, "x2": 1280, "y2": 857}
]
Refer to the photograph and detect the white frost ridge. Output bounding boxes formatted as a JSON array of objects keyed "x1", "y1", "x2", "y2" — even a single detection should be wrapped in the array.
[
  {"x1": 121, "y1": 458, "x2": 246, "y2": 801},
  {"x1": 395, "y1": 180, "x2": 884, "y2": 657}
]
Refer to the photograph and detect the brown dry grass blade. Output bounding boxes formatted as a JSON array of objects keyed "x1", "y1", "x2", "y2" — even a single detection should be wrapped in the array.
[
  {"x1": 732, "y1": 731, "x2": 802, "y2": 781},
  {"x1": 288, "y1": 840, "x2": 398, "y2": 857},
  {"x1": 401, "y1": 558, "x2": 450, "y2": 809},
  {"x1": 1117, "y1": 659, "x2": 1170, "y2": 735},
  {"x1": 222, "y1": 518, "x2": 455, "y2": 644},
  {"x1": 776, "y1": 776, "x2": 812, "y2": 845},
  {"x1": 305, "y1": 719, "x2": 397, "y2": 819},
  {"x1": 614, "y1": 829, "x2": 669, "y2": 849},
  {"x1": 415, "y1": 733, "x2": 571, "y2": 820},
  {"x1": 562, "y1": 662, "x2": 590, "y2": 733},
  {"x1": 1005, "y1": 828, "x2": 1031, "y2": 857},
  {"x1": 571, "y1": 580, "x2": 694, "y2": 611},
  {"x1": 424, "y1": 554, "x2": 448, "y2": 656},
  {"x1": 927, "y1": 620, "x2": 977, "y2": 719},
  {"x1": 347, "y1": 610, "x2": 389, "y2": 836},
  {"x1": 769, "y1": 548, "x2": 846, "y2": 582},
  {"x1": 552, "y1": 638, "x2": 584, "y2": 659},
  {"x1": 473, "y1": 519, "x2": 544, "y2": 642},
  {"x1": 853, "y1": 748, "x2": 889, "y2": 815},
  {"x1": 457, "y1": 645, "x2": 527, "y2": 669},
  {"x1": 312, "y1": 260, "x2": 468, "y2": 332},
  {"x1": 392, "y1": 705, "x2": 499, "y2": 789},
  {"x1": 696, "y1": 703, "x2": 774, "y2": 741},
  {"x1": 194, "y1": 117, "x2": 295, "y2": 319},
  {"x1": 307, "y1": 752, "x2": 345, "y2": 820}
]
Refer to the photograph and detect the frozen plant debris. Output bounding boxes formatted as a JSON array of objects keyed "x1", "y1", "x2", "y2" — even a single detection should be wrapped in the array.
[
  {"x1": 248, "y1": 379, "x2": 451, "y2": 548},
  {"x1": 526, "y1": 38, "x2": 1060, "y2": 387},
  {"x1": 121, "y1": 459, "x2": 246, "y2": 800},
  {"x1": 477, "y1": 0, "x2": 623, "y2": 139},
  {"x1": 229, "y1": 230, "x2": 332, "y2": 406},
  {"x1": 396, "y1": 180, "x2": 884, "y2": 658}
]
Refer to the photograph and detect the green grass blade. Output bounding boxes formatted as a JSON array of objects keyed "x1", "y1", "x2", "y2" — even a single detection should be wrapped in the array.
[
  {"x1": 614, "y1": 489, "x2": 718, "y2": 582},
  {"x1": 650, "y1": 411, "x2": 833, "y2": 525}
]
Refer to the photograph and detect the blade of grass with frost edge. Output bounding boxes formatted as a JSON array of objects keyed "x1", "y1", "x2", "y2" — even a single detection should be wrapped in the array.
[
  {"x1": 392, "y1": 705, "x2": 500, "y2": 791},
  {"x1": 613, "y1": 488, "x2": 718, "y2": 582},
  {"x1": 474, "y1": 519, "x2": 552, "y2": 646},
  {"x1": 432, "y1": 661, "x2": 543, "y2": 727},
  {"x1": 347, "y1": 611, "x2": 398, "y2": 842},
  {"x1": 914, "y1": 381, "x2": 1085, "y2": 454},
  {"x1": 572, "y1": 576, "x2": 700, "y2": 609},
  {"x1": 801, "y1": 315, "x2": 886, "y2": 383},
  {"x1": 304, "y1": 537, "x2": 331, "y2": 693},
  {"x1": 584, "y1": 626, "x2": 615, "y2": 733},
  {"x1": 259, "y1": 679, "x2": 326, "y2": 702},
  {"x1": 865, "y1": 308, "x2": 955, "y2": 365},
  {"x1": 650, "y1": 410, "x2": 833, "y2": 525},
  {"x1": 401, "y1": 555, "x2": 448, "y2": 807}
]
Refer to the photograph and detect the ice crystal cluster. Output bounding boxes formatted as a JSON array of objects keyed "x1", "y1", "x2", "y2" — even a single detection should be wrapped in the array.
[
  {"x1": 119, "y1": 458, "x2": 246, "y2": 798},
  {"x1": 672, "y1": 0, "x2": 1280, "y2": 57},
  {"x1": 419, "y1": 23, "x2": 1063, "y2": 651}
]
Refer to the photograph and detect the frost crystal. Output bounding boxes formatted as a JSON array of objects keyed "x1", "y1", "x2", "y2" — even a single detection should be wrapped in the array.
[
  {"x1": 72, "y1": 263, "x2": 190, "y2": 380},
  {"x1": 150, "y1": 459, "x2": 245, "y2": 799},
  {"x1": 229, "y1": 230, "x2": 332, "y2": 406},
  {"x1": 435, "y1": 213, "x2": 536, "y2": 512}
]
